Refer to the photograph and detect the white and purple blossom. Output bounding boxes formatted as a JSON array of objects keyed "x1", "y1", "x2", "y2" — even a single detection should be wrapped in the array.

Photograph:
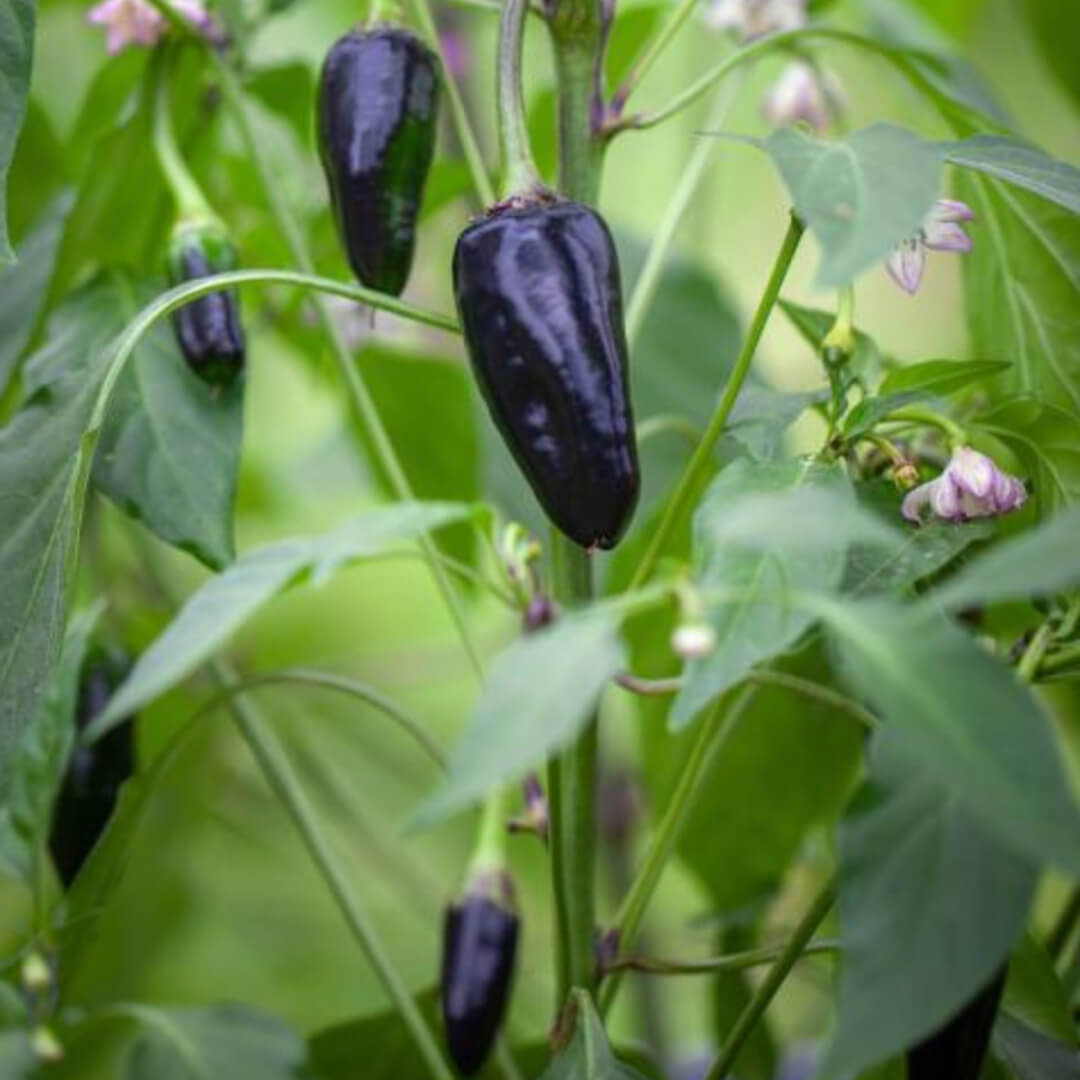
[
  {"x1": 901, "y1": 446, "x2": 1027, "y2": 525},
  {"x1": 87, "y1": 0, "x2": 217, "y2": 54},
  {"x1": 704, "y1": 0, "x2": 806, "y2": 39},
  {"x1": 762, "y1": 60, "x2": 844, "y2": 133},
  {"x1": 885, "y1": 199, "x2": 975, "y2": 295}
]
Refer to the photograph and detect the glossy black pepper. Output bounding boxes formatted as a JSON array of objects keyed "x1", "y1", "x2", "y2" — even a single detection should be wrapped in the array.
[
  {"x1": 167, "y1": 225, "x2": 245, "y2": 388},
  {"x1": 48, "y1": 654, "x2": 135, "y2": 888},
  {"x1": 317, "y1": 27, "x2": 439, "y2": 296},
  {"x1": 440, "y1": 895, "x2": 519, "y2": 1076},
  {"x1": 453, "y1": 200, "x2": 640, "y2": 549},
  {"x1": 906, "y1": 967, "x2": 1007, "y2": 1080}
]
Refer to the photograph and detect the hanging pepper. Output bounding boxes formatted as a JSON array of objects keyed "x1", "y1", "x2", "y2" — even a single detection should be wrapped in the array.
[
  {"x1": 48, "y1": 650, "x2": 136, "y2": 888},
  {"x1": 167, "y1": 221, "x2": 246, "y2": 388},
  {"x1": 317, "y1": 26, "x2": 440, "y2": 297},
  {"x1": 906, "y1": 966, "x2": 1007, "y2": 1080},
  {"x1": 453, "y1": 197, "x2": 640, "y2": 550},
  {"x1": 440, "y1": 870, "x2": 519, "y2": 1076}
]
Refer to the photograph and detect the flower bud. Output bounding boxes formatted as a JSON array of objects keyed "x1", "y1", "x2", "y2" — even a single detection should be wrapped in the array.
[
  {"x1": 20, "y1": 952, "x2": 51, "y2": 995},
  {"x1": 671, "y1": 621, "x2": 717, "y2": 660},
  {"x1": 31, "y1": 1026, "x2": 63, "y2": 1065}
]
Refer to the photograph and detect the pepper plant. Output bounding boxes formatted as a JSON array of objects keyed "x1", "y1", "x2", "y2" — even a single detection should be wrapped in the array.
[{"x1": 2, "y1": 0, "x2": 1080, "y2": 1077}]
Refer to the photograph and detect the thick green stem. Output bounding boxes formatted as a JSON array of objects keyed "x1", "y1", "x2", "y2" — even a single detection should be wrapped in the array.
[
  {"x1": 629, "y1": 215, "x2": 804, "y2": 589},
  {"x1": 211, "y1": 54, "x2": 485, "y2": 681},
  {"x1": 703, "y1": 878, "x2": 835, "y2": 1080},
  {"x1": 1039, "y1": 640, "x2": 1080, "y2": 679},
  {"x1": 468, "y1": 786, "x2": 509, "y2": 879},
  {"x1": 599, "y1": 687, "x2": 755, "y2": 1016},
  {"x1": 496, "y1": 0, "x2": 542, "y2": 195},
  {"x1": 222, "y1": 672, "x2": 455, "y2": 1080},
  {"x1": 553, "y1": 37, "x2": 604, "y2": 203}
]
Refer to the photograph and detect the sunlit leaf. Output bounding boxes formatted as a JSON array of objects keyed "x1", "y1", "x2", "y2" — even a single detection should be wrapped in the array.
[
  {"x1": 823, "y1": 726, "x2": 1036, "y2": 1079},
  {"x1": 946, "y1": 136, "x2": 1080, "y2": 215}
]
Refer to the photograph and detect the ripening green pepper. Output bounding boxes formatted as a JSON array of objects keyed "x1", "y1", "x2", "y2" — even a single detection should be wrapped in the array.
[
  {"x1": 167, "y1": 221, "x2": 246, "y2": 388},
  {"x1": 49, "y1": 651, "x2": 135, "y2": 888},
  {"x1": 906, "y1": 967, "x2": 1007, "y2": 1080},
  {"x1": 440, "y1": 874, "x2": 519, "y2": 1076},
  {"x1": 453, "y1": 197, "x2": 640, "y2": 550},
  {"x1": 317, "y1": 26, "x2": 440, "y2": 297}
]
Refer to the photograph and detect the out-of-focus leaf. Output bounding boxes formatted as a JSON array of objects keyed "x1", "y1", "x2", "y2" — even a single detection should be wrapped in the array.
[
  {"x1": 933, "y1": 507, "x2": 1080, "y2": 611},
  {"x1": 414, "y1": 611, "x2": 624, "y2": 824},
  {"x1": 956, "y1": 170, "x2": 1080, "y2": 415},
  {"x1": 0, "y1": 604, "x2": 100, "y2": 888},
  {"x1": 0, "y1": 192, "x2": 69, "y2": 394},
  {"x1": 760, "y1": 124, "x2": 942, "y2": 288},
  {"x1": 824, "y1": 600, "x2": 1080, "y2": 874},
  {"x1": 540, "y1": 991, "x2": 651, "y2": 1080},
  {"x1": 842, "y1": 390, "x2": 930, "y2": 439},
  {"x1": 822, "y1": 726, "x2": 1036, "y2": 1080},
  {"x1": 5, "y1": 98, "x2": 65, "y2": 247},
  {"x1": 991, "y1": 1013, "x2": 1080, "y2": 1080},
  {"x1": 1018, "y1": 0, "x2": 1080, "y2": 112},
  {"x1": 123, "y1": 1004, "x2": 315, "y2": 1079},
  {"x1": 946, "y1": 136, "x2": 1080, "y2": 215},
  {"x1": 0, "y1": 0, "x2": 35, "y2": 262},
  {"x1": 673, "y1": 458, "x2": 891, "y2": 729},
  {"x1": 244, "y1": 61, "x2": 314, "y2": 150},
  {"x1": 605, "y1": 4, "x2": 664, "y2": 88},
  {"x1": 0, "y1": 1031, "x2": 36, "y2": 1078},
  {"x1": 972, "y1": 397, "x2": 1080, "y2": 514},
  {"x1": 90, "y1": 502, "x2": 478, "y2": 736},
  {"x1": 1003, "y1": 934, "x2": 1077, "y2": 1046},
  {"x1": 726, "y1": 385, "x2": 824, "y2": 461},
  {"x1": 878, "y1": 358, "x2": 1010, "y2": 397}
]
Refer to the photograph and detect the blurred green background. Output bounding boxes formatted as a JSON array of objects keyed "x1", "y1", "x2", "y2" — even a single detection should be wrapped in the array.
[{"x1": 5, "y1": 0, "x2": 1080, "y2": 1074}]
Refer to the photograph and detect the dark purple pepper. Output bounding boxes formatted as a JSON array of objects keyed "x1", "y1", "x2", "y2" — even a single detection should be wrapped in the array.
[
  {"x1": 440, "y1": 895, "x2": 519, "y2": 1075},
  {"x1": 167, "y1": 225, "x2": 245, "y2": 388},
  {"x1": 453, "y1": 199, "x2": 640, "y2": 550},
  {"x1": 317, "y1": 26, "x2": 440, "y2": 296},
  {"x1": 906, "y1": 966, "x2": 1007, "y2": 1080},
  {"x1": 48, "y1": 655, "x2": 135, "y2": 888}
]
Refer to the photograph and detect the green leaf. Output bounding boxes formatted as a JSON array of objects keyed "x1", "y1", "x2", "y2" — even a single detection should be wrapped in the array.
[
  {"x1": 123, "y1": 1004, "x2": 314, "y2": 1079},
  {"x1": 414, "y1": 612, "x2": 625, "y2": 824},
  {"x1": 955, "y1": 170, "x2": 1080, "y2": 414},
  {"x1": 1017, "y1": 0, "x2": 1080, "y2": 112},
  {"x1": 972, "y1": 397, "x2": 1080, "y2": 514},
  {"x1": 540, "y1": 990, "x2": 651, "y2": 1080},
  {"x1": 823, "y1": 600, "x2": 1080, "y2": 874},
  {"x1": 780, "y1": 299, "x2": 884, "y2": 385},
  {"x1": 761, "y1": 124, "x2": 943, "y2": 288},
  {"x1": 841, "y1": 390, "x2": 929, "y2": 440},
  {"x1": 0, "y1": 604, "x2": 100, "y2": 888},
  {"x1": 822, "y1": 726, "x2": 1037, "y2": 1080},
  {"x1": 933, "y1": 507, "x2": 1080, "y2": 611},
  {"x1": 0, "y1": 1031, "x2": 37, "y2": 1078},
  {"x1": 0, "y1": 0, "x2": 35, "y2": 263},
  {"x1": 726, "y1": 385, "x2": 824, "y2": 461},
  {"x1": 673, "y1": 458, "x2": 892, "y2": 729},
  {"x1": 90, "y1": 502, "x2": 477, "y2": 735},
  {"x1": 878, "y1": 358, "x2": 1011, "y2": 398},
  {"x1": 0, "y1": 192, "x2": 69, "y2": 395},
  {"x1": 1002, "y1": 934, "x2": 1077, "y2": 1046},
  {"x1": 992, "y1": 1014, "x2": 1080, "y2": 1080},
  {"x1": 946, "y1": 137, "x2": 1080, "y2": 216}
]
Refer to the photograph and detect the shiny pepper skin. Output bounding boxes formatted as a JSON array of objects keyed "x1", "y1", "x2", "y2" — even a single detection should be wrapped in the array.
[
  {"x1": 453, "y1": 199, "x2": 640, "y2": 550},
  {"x1": 318, "y1": 27, "x2": 439, "y2": 297},
  {"x1": 48, "y1": 655, "x2": 135, "y2": 888},
  {"x1": 440, "y1": 895, "x2": 519, "y2": 1076},
  {"x1": 906, "y1": 967, "x2": 1007, "y2": 1080},
  {"x1": 167, "y1": 225, "x2": 245, "y2": 388}
]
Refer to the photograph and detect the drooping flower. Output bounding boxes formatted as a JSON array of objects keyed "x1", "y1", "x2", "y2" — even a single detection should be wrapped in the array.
[
  {"x1": 87, "y1": 0, "x2": 217, "y2": 54},
  {"x1": 885, "y1": 199, "x2": 975, "y2": 295},
  {"x1": 901, "y1": 446, "x2": 1027, "y2": 525},
  {"x1": 763, "y1": 60, "x2": 845, "y2": 133},
  {"x1": 704, "y1": 0, "x2": 807, "y2": 39}
]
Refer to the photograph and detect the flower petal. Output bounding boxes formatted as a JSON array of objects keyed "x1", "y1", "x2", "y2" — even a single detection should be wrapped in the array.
[
  {"x1": 924, "y1": 220, "x2": 973, "y2": 253},
  {"x1": 886, "y1": 238, "x2": 926, "y2": 294},
  {"x1": 930, "y1": 476, "x2": 964, "y2": 521},
  {"x1": 901, "y1": 480, "x2": 934, "y2": 523},
  {"x1": 948, "y1": 446, "x2": 995, "y2": 497},
  {"x1": 931, "y1": 198, "x2": 975, "y2": 224}
]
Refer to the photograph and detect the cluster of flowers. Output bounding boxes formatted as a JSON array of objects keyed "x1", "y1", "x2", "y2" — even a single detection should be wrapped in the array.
[{"x1": 87, "y1": 0, "x2": 220, "y2": 53}]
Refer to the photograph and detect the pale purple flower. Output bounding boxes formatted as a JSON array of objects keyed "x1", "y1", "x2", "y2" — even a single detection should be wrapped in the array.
[
  {"x1": 886, "y1": 199, "x2": 975, "y2": 294},
  {"x1": 901, "y1": 446, "x2": 1027, "y2": 525},
  {"x1": 763, "y1": 60, "x2": 845, "y2": 133},
  {"x1": 704, "y1": 0, "x2": 806, "y2": 38},
  {"x1": 87, "y1": 0, "x2": 216, "y2": 54}
]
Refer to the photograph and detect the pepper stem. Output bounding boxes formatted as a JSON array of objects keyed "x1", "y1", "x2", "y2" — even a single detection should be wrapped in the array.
[
  {"x1": 496, "y1": 0, "x2": 542, "y2": 197},
  {"x1": 467, "y1": 786, "x2": 508, "y2": 883},
  {"x1": 151, "y1": 46, "x2": 218, "y2": 226}
]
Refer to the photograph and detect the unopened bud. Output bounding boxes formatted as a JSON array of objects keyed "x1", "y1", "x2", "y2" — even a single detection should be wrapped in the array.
[
  {"x1": 31, "y1": 1026, "x2": 63, "y2": 1064},
  {"x1": 524, "y1": 594, "x2": 557, "y2": 633},
  {"x1": 20, "y1": 952, "x2": 51, "y2": 995},
  {"x1": 672, "y1": 622, "x2": 717, "y2": 660},
  {"x1": 893, "y1": 461, "x2": 919, "y2": 490}
]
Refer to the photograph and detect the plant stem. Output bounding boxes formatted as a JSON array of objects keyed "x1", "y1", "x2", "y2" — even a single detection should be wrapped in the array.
[
  {"x1": 599, "y1": 686, "x2": 756, "y2": 1016},
  {"x1": 885, "y1": 404, "x2": 966, "y2": 445},
  {"x1": 468, "y1": 786, "x2": 508, "y2": 878},
  {"x1": 496, "y1": 0, "x2": 543, "y2": 195},
  {"x1": 222, "y1": 675, "x2": 455, "y2": 1080},
  {"x1": 629, "y1": 214, "x2": 804, "y2": 589},
  {"x1": 608, "y1": 939, "x2": 840, "y2": 976},
  {"x1": 189, "y1": 667, "x2": 446, "y2": 769},
  {"x1": 611, "y1": 0, "x2": 698, "y2": 110},
  {"x1": 552, "y1": 36, "x2": 604, "y2": 203},
  {"x1": 407, "y1": 0, "x2": 496, "y2": 206},
  {"x1": 1047, "y1": 885, "x2": 1080, "y2": 963},
  {"x1": 211, "y1": 54, "x2": 485, "y2": 682},
  {"x1": 702, "y1": 878, "x2": 836, "y2": 1080},
  {"x1": 624, "y1": 76, "x2": 740, "y2": 348},
  {"x1": 547, "y1": 754, "x2": 572, "y2": 1003},
  {"x1": 1038, "y1": 640, "x2": 1080, "y2": 678},
  {"x1": 1017, "y1": 623, "x2": 1054, "y2": 684}
]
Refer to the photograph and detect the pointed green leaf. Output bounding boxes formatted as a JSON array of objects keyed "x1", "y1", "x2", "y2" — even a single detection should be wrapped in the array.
[
  {"x1": 540, "y1": 991, "x2": 651, "y2": 1080},
  {"x1": 0, "y1": 0, "x2": 35, "y2": 263},
  {"x1": 878, "y1": 358, "x2": 1011, "y2": 398},
  {"x1": 946, "y1": 137, "x2": 1080, "y2": 216}
]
